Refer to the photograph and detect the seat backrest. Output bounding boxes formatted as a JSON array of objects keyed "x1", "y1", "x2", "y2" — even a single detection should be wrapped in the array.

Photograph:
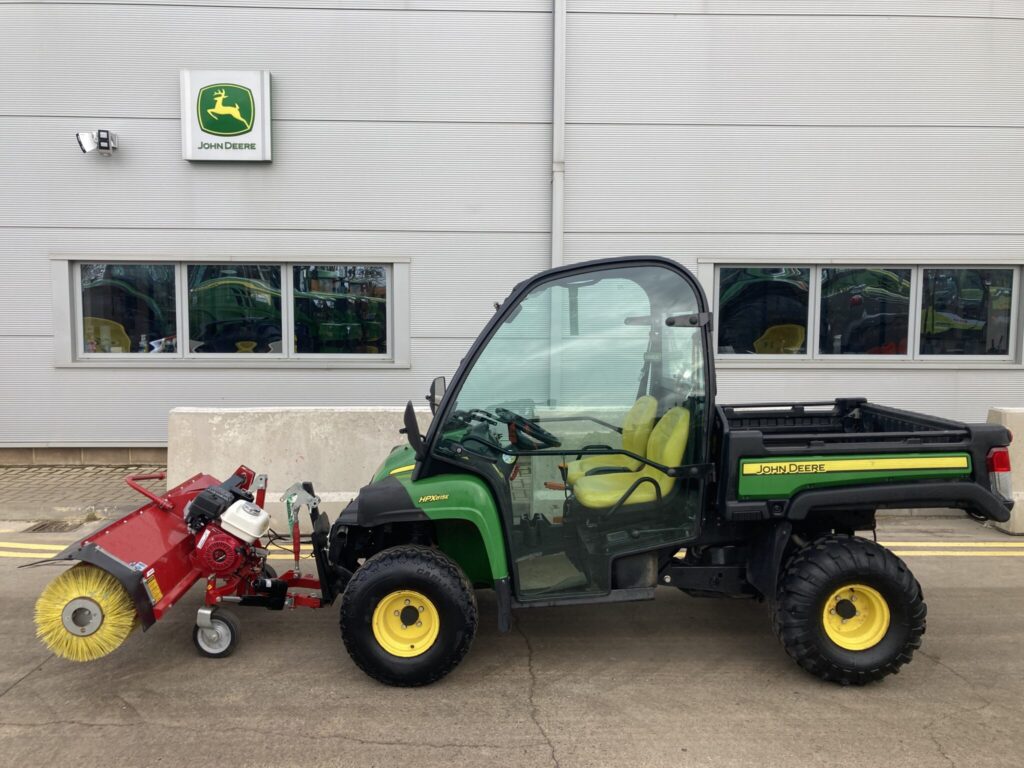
[
  {"x1": 621, "y1": 396, "x2": 658, "y2": 457},
  {"x1": 641, "y1": 407, "x2": 691, "y2": 495}
]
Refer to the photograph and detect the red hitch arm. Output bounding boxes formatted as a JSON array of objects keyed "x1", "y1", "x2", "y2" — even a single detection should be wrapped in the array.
[{"x1": 125, "y1": 472, "x2": 173, "y2": 511}]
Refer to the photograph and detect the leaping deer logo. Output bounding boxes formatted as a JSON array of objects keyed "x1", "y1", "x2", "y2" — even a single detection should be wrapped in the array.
[
  {"x1": 207, "y1": 88, "x2": 251, "y2": 130},
  {"x1": 197, "y1": 83, "x2": 255, "y2": 136}
]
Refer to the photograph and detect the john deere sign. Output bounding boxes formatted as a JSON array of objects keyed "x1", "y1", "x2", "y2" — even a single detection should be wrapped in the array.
[{"x1": 181, "y1": 70, "x2": 271, "y2": 161}]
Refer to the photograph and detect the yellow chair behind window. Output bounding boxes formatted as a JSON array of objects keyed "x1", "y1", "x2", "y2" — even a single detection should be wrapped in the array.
[
  {"x1": 753, "y1": 324, "x2": 805, "y2": 355},
  {"x1": 83, "y1": 317, "x2": 132, "y2": 353}
]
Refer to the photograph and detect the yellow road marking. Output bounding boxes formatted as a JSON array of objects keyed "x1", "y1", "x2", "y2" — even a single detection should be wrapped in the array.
[
  {"x1": 742, "y1": 456, "x2": 969, "y2": 476},
  {"x1": 882, "y1": 541, "x2": 1024, "y2": 548},
  {"x1": 892, "y1": 551, "x2": 1024, "y2": 557},
  {"x1": 892, "y1": 552, "x2": 1024, "y2": 561}
]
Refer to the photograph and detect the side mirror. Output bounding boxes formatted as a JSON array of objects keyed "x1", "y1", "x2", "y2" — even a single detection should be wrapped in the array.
[
  {"x1": 427, "y1": 376, "x2": 446, "y2": 414},
  {"x1": 401, "y1": 400, "x2": 425, "y2": 460}
]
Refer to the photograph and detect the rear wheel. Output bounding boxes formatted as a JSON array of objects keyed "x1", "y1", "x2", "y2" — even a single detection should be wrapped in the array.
[
  {"x1": 339, "y1": 545, "x2": 477, "y2": 686},
  {"x1": 773, "y1": 534, "x2": 926, "y2": 685}
]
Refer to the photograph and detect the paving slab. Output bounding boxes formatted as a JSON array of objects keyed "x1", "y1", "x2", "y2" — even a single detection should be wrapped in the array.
[{"x1": 0, "y1": 466, "x2": 165, "y2": 522}]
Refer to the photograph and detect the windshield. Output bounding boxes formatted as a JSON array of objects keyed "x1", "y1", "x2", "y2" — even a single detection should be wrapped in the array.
[{"x1": 440, "y1": 263, "x2": 706, "y2": 455}]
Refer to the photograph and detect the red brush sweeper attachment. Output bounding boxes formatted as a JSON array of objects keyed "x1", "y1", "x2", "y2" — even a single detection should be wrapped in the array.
[{"x1": 32, "y1": 466, "x2": 340, "y2": 662}]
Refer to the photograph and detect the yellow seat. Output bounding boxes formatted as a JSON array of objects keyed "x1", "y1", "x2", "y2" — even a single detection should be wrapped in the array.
[
  {"x1": 83, "y1": 317, "x2": 132, "y2": 353},
  {"x1": 574, "y1": 407, "x2": 690, "y2": 510},
  {"x1": 565, "y1": 396, "x2": 658, "y2": 485},
  {"x1": 753, "y1": 324, "x2": 805, "y2": 354}
]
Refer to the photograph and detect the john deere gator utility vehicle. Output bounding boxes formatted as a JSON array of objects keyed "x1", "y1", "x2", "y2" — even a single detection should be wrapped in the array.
[
  {"x1": 325, "y1": 256, "x2": 1013, "y2": 686},
  {"x1": 34, "y1": 257, "x2": 1013, "y2": 687}
]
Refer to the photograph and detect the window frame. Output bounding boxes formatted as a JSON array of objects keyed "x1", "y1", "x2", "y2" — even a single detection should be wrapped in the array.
[
  {"x1": 284, "y1": 263, "x2": 392, "y2": 360},
  {"x1": 709, "y1": 261, "x2": 1021, "y2": 366},
  {"x1": 712, "y1": 264, "x2": 815, "y2": 359},
  {"x1": 813, "y1": 264, "x2": 914, "y2": 361},
  {"x1": 912, "y1": 265, "x2": 1019, "y2": 363},
  {"x1": 54, "y1": 255, "x2": 409, "y2": 369},
  {"x1": 182, "y1": 263, "x2": 287, "y2": 360},
  {"x1": 74, "y1": 261, "x2": 184, "y2": 359}
]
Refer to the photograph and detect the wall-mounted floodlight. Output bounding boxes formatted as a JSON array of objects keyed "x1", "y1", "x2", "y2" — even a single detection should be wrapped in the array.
[{"x1": 76, "y1": 130, "x2": 118, "y2": 156}]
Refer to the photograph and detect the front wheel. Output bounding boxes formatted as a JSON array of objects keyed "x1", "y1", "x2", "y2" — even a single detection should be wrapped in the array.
[
  {"x1": 339, "y1": 545, "x2": 477, "y2": 686},
  {"x1": 773, "y1": 534, "x2": 926, "y2": 685},
  {"x1": 193, "y1": 608, "x2": 239, "y2": 658}
]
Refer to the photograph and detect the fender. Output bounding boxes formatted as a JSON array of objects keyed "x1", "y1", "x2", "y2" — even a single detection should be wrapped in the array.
[
  {"x1": 786, "y1": 481, "x2": 1012, "y2": 523},
  {"x1": 339, "y1": 473, "x2": 509, "y2": 582}
]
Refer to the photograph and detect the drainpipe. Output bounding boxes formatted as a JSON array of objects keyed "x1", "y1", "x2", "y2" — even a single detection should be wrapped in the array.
[
  {"x1": 547, "y1": 0, "x2": 567, "y2": 406},
  {"x1": 551, "y1": 0, "x2": 566, "y2": 268}
]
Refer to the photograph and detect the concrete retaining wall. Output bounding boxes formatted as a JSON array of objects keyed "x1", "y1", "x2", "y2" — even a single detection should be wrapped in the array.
[
  {"x1": 167, "y1": 407, "x2": 433, "y2": 525},
  {"x1": 987, "y1": 408, "x2": 1024, "y2": 534}
]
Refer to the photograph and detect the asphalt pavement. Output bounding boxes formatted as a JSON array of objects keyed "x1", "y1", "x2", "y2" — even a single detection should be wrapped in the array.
[{"x1": 0, "y1": 516, "x2": 1022, "y2": 768}]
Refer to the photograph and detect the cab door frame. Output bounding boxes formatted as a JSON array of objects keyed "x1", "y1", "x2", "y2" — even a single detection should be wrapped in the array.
[{"x1": 416, "y1": 256, "x2": 717, "y2": 601}]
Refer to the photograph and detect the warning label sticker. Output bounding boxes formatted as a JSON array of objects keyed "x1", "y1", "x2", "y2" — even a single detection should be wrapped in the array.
[{"x1": 145, "y1": 574, "x2": 163, "y2": 604}]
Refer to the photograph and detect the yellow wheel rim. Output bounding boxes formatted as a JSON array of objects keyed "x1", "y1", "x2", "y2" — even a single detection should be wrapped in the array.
[
  {"x1": 371, "y1": 590, "x2": 440, "y2": 658},
  {"x1": 822, "y1": 583, "x2": 890, "y2": 651}
]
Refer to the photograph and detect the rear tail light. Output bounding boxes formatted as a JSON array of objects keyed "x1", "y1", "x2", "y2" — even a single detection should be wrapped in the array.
[{"x1": 987, "y1": 447, "x2": 1014, "y2": 501}]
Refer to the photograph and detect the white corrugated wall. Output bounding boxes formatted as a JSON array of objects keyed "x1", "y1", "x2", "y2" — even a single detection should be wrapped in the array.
[{"x1": 1, "y1": 0, "x2": 1023, "y2": 445}]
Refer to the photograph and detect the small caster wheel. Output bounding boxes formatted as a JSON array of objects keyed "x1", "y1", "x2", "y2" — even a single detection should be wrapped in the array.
[
  {"x1": 261, "y1": 564, "x2": 277, "y2": 579},
  {"x1": 193, "y1": 608, "x2": 239, "y2": 658}
]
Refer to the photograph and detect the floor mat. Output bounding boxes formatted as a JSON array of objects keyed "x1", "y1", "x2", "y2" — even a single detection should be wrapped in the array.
[{"x1": 517, "y1": 552, "x2": 588, "y2": 593}]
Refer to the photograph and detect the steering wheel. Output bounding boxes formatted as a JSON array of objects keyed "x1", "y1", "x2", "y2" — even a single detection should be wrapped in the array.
[{"x1": 494, "y1": 407, "x2": 562, "y2": 448}]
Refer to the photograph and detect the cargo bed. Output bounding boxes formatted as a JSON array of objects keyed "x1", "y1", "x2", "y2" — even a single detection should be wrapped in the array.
[
  {"x1": 718, "y1": 397, "x2": 969, "y2": 449},
  {"x1": 714, "y1": 397, "x2": 1012, "y2": 523}
]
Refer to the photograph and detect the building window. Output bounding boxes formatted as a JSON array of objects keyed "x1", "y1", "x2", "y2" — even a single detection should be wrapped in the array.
[
  {"x1": 292, "y1": 264, "x2": 388, "y2": 354},
  {"x1": 717, "y1": 267, "x2": 810, "y2": 354},
  {"x1": 187, "y1": 264, "x2": 283, "y2": 354},
  {"x1": 73, "y1": 261, "x2": 397, "y2": 363},
  {"x1": 80, "y1": 263, "x2": 177, "y2": 354},
  {"x1": 919, "y1": 268, "x2": 1014, "y2": 356},
  {"x1": 819, "y1": 268, "x2": 911, "y2": 355},
  {"x1": 715, "y1": 265, "x2": 1019, "y2": 362}
]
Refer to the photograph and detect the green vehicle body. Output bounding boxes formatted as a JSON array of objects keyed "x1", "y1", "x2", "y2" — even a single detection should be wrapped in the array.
[
  {"x1": 331, "y1": 257, "x2": 1013, "y2": 620},
  {"x1": 350, "y1": 441, "x2": 996, "y2": 601},
  {"x1": 320, "y1": 256, "x2": 1014, "y2": 687},
  {"x1": 736, "y1": 452, "x2": 973, "y2": 500},
  {"x1": 369, "y1": 444, "x2": 508, "y2": 584}
]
